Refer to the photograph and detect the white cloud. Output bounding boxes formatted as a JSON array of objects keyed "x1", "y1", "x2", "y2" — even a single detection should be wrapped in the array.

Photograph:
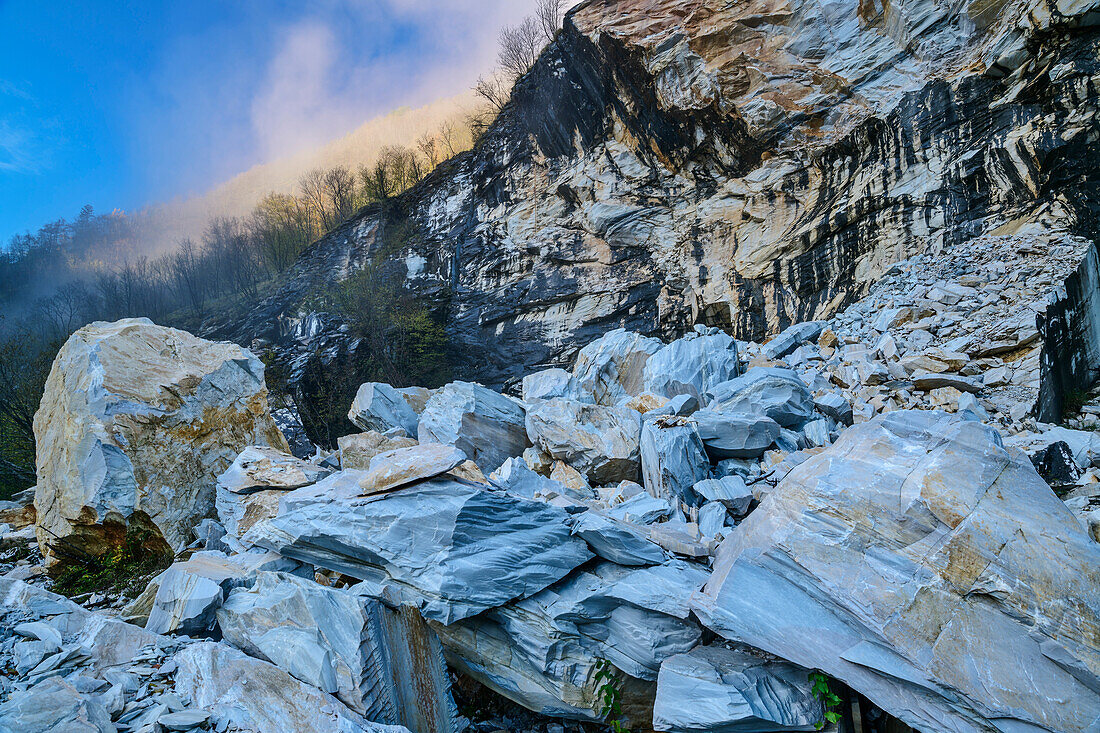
[
  {"x1": 0, "y1": 83, "x2": 44, "y2": 174},
  {"x1": 0, "y1": 124, "x2": 34, "y2": 172},
  {"x1": 246, "y1": 0, "x2": 545, "y2": 164},
  {"x1": 249, "y1": 22, "x2": 343, "y2": 162}
]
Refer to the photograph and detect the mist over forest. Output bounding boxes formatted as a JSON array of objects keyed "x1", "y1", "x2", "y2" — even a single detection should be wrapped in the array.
[{"x1": 0, "y1": 0, "x2": 567, "y2": 497}]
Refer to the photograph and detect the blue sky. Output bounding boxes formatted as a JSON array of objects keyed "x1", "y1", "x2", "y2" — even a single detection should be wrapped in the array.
[{"x1": 0, "y1": 0, "x2": 537, "y2": 241}]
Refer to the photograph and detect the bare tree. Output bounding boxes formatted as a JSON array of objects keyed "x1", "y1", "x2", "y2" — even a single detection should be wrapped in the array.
[
  {"x1": 323, "y1": 166, "x2": 358, "y2": 225},
  {"x1": 439, "y1": 120, "x2": 461, "y2": 158},
  {"x1": 475, "y1": 75, "x2": 511, "y2": 113},
  {"x1": 170, "y1": 239, "x2": 207, "y2": 319},
  {"x1": 417, "y1": 133, "x2": 440, "y2": 168},
  {"x1": 497, "y1": 16, "x2": 542, "y2": 80},
  {"x1": 298, "y1": 168, "x2": 334, "y2": 232},
  {"x1": 360, "y1": 146, "x2": 425, "y2": 203},
  {"x1": 252, "y1": 193, "x2": 314, "y2": 272},
  {"x1": 36, "y1": 281, "x2": 90, "y2": 341},
  {"x1": 535, "y1": 0, "x2": 565, "y2": 42},
  {"x1": 360, "y1": 159, "x2": 393, "y2": 203}
]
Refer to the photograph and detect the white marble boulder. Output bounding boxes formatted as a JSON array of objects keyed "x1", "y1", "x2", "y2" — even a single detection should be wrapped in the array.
[
  {"x1": 570, "y1": 329, "x2": 664, "y2": 406},
  {"x1": 417, "y1": 381, "x2": 529, "y2": 472},
  {"x1": 522, "y1": 368, "x2": 586, "y2": 403},
  {"x1": 33, "y1": 318, "x2": 288, "y2": 565},
  {"x1": 705, "y1": 367, "x2": 814, "y2": 428},
  {"x1": 218, "y1": 571, "x2": 459, "y2": 732},
  {"x1": 348, "y1": 382, "x2": 421, "y2": 438},
  {"x1": 643, "y1": 327, "x2": 741, "y2": 405},
  {"x1": 247, "y1": 478, "x2": 593, "y2": 624},
  {"x1": 215, "y1": 446, "x2": 332, "y2": 541},
  {"x1": 337, "y1": 430, "x2": 419, "y2": 470},
  {"x1": 692, "y1": 410, "x2": 1100, "y2": 733},
  {"x1": 640, "y1": 417, "x2": 711, "y2": 505},
  {"x1": 431, "y1": 560, "x2": 709, "y2": 722},
  {"x1": 358, "y1": 444, "x2": 467, "y2": 495},
  {"x1": 525, "y1": 398, "x2": 643, "y2": 484},
  {"x1": 171, "y1": 641, "x2": 410, "y2": 733},
  {"x1": 217, "y1": 446, "x2": 331, "y2": 495},
  {"x1": 653, "y1": 646, "x2": 822, "y2": 732},
  {"x1": 692, "y1": 410, "x2": 780, "y2": 460}
]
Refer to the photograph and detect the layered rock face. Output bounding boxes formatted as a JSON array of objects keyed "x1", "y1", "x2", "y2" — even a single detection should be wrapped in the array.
[
  {"x1": 221, "y1": 0, "x2": 1100, "y2": 440},
  {"x1": 33, "y1": 318, "x2": 288, "y2": 565}
]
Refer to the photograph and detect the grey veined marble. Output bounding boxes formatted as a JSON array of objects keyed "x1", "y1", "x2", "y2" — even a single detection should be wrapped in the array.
[
  {"x1": 417, "y1": 381, "x2": 528, "y2": 472},
  {"x1": 348, "y1": 381, "x2": 421, "y2": 439},
  {"x1": 653, "y1": 646, "x2": 822, "y2": 733},
  {"x1": 219, "y1": 571, "x2": 459, "y2": 733},
  {"x1": 692, "y1": 410, "x2": 1100, "y2": 733},
  {"x1": 431, "y1": 560, "x2": 709, "y2": 722},
  {"x1": 643, "y1": 326, "x2": 741, "y2": 405},
  {"x1": 246, "y1": 478, "x2": 592, "y2": 623}
]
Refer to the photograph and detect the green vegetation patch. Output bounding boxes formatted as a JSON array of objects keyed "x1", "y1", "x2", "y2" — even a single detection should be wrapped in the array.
[{"x1": 52, "y1": 525, "x2": 173, "y2": 598}]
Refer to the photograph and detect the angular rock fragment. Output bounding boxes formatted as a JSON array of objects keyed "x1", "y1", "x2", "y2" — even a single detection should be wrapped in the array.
[
  {"x1": 358, "y1": 444, "x2": 467, "y2": 495},
  {"x1": 909, "y1": 370, "x2": 982, "y2": 393},
  {"x1": 692, "y1": 410, "x2": 780, "y2": 459},
  {"x1": 692, "y1": 410, "x2": 1100, "y2": 733},
  {"x1": 0, "y1": 675, "x2": 115, "y2": 733},
  {"x1": 337, "y1": 430, "x2": 418, "y2": 471},
  {"x1": 647, "y1": 521, "x2": 714, "y2": 558},
  {"x1": 653, "y1": 646, "x2": 822, "y2": 733},
  {"x1": 1, "y1": 578, "x2": 161, "y2": 674},
  {"x1": 763, "y1": 321, "x2": 827, "y2": 360},
  {"x1": 706, "y1": 368, "x2": 814, "y2": 427},
  {"x1": 525, "y1": 398, "x2": 642, "y2": 483},
  {"x1": 644, "y1": 327, "x2": 741, "y2": 404},
  {"x1": 145, "y1": 551, "x2": 278, "y2": 635},
  {"x1": 395, "y1": 386, "x2": 433, "y2": 415},
  {"x1": 33, "y1": 318, "x2": 288, "y2": 565},
  {"x1": 640, "y1": 417, "x2": 710, "y2": 505},
  {"x1": 219, "y1": 571, "x2": 459, "y2": 732},
  {"x1": 570, "y1": 510, "x2": 667, "y2": 566},
  {"x1": 216, "y1": 487, "x2": 284, "y2": 542},
  {"x1": 697, "y1": 502, "x2": 729, "y2": 538},
  {"x1": 644, "y1": 393, "x2": 700, "y2": 420},
  {"x1": 217, "y1": 446, "x2": 331, "y2": 495},
  {"x1": 418, "y1": 382, "x2": 528, "y2": 472},
  {"x1": 248, "y1": 478, "x2": 592, "y2": 623},
  {"x1": 571, "y1": 329, "x2": 663, "y2": 406},
  {"x1": 0, "y1": 488, "x2": 35, "y2": 530},
  {"x1": 549, "y1": 460, "x2": 595, "y2": 495},
  {"x1": 214, "y1": 447, "x2": 331, "y2": 545},
  {"x1": 431, "y1": 561, "x2": 706, "y2": 721},
  {"x1": 349, "y1": 382, "x2": 421, "y2": 438},
  {"x1": 159, "y1": 710, "x2": 211, "y2": 731},
  {"x1": 605, "y1": 492, "x2": 674, "y2": 525},
  {"x1": 488, "y1": 457, "x2": 564, "y2": 499},
  {"x1": 171, "y1": 641, "x2": 408, "y2": 733},
  {"x1": 693, "y1": 476, "x2": 754, "y2": 515}
]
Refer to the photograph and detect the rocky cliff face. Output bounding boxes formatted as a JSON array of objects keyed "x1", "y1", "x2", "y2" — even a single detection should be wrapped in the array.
[{"x1": 221, "y1": 0, "x2": 1100, "y2": 441}]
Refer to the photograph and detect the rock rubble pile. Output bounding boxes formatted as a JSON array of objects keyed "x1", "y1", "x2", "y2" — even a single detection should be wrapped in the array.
[{"x1": 4, "y1": 281, "x2": 1099, "y2": 732}]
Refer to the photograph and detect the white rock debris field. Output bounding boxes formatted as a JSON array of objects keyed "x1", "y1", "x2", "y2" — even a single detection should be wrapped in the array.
[{"x1": 4, "y1": 0, "x2": 1100, "y2": 726}]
